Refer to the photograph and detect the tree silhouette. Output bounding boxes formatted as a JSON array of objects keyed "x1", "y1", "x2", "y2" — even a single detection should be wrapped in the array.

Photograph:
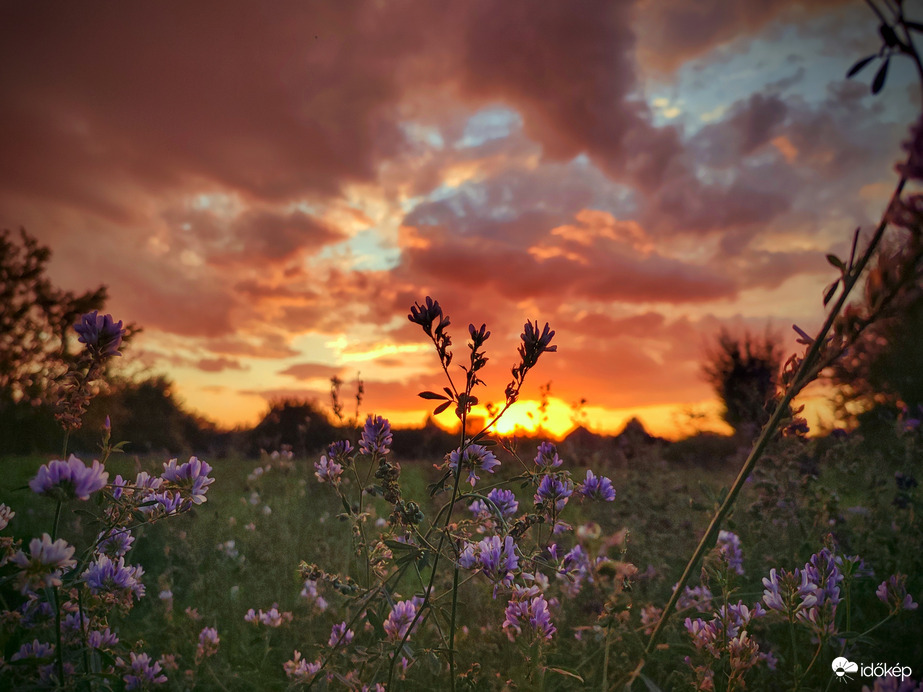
[
  {"x1": 0, "y1": 228, "x2": 107, "y2": 408},
  {"x1": 702, "y1": 329, "x2": 783, "y2": 437}
]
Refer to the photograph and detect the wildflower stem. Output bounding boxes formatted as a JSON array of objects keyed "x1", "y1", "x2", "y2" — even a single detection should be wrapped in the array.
[
  {"x1": 53, "y1": 586, "x2": 65, "y2": 685},
  {"x1": 625, "y1": 168, "x2": 909, "y2": 688},
  {"x1": 51, "y1": 499, "x2": 63, "y2": 541},
  {"x1": 450, "y1": 564, "x2": 459, "y2": 692},
  {"x1": 793, "y1": 638, "x2": 824, "y2": 692}
]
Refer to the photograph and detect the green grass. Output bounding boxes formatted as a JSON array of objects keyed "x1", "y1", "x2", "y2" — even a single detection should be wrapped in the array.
[{"x1": 0, "y1": 430, "x2": 920, "y2": 690}]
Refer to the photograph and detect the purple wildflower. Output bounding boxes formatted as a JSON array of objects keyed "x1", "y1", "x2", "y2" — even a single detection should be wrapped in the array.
[
  {"x1": 325, "y1": 440, "x2": 354, "y2": 464},
  {"x1": 519, "y1": 321, "x2": 557, "y2": 369},
  {"x1": 476, "y1": 535, "x2": 519, "y2": 589},
  {"x1": 120, "y1": 652, "x2": 167, "y2": 689},
  {"x1": 196, "y1": 627, "x2": 220, "y2": 661},
  {"x1": 314, "y1": 455, "x2": 343, "y2": 484},
  {"x1": 12, "y1": 533, "x2": 77, "y2": 593},
  {"x1": 717, "y1": 530, "x2": 744, "y2": 575},
  {"x1": 448, "y1": 444, "x2": 500, "y2": 486},
  {"x1": 534, "y1": 441, "x2": 563, "y2": 469},
  {"x1": 88, "y1": 628, "x2": 119, "y2": 649},
  {"x1": 534, "y1": 475, "x2": 573, "y2": 512},
  {"x1": 360, "y1": 415, "x2": 392, "y2": 455},
  {"x1": 244, "y1": 605, "x2": 292, "y2": 627},
  {"x1": 328, "y1": 621, "x2": 355, "y2": 648},
  {"x1": 577, "y1": 469, "x2": 616, "y2": 502},
  {"x1": 458, "y1": 542, "x2": 478, "y2": 569},
  {"x1": 408, "y1": 296, "x2": 447, "y2": 335},
  {"x1": 876, "y1": 573, "x2": 919, "y2": 613},
  {"x1": 301, "y1": 580, "x2": 328, "y2": 611},
  {"x1": 486, "y1": 488, "x2": 519, "y2": 517},
  {"x1": 11, "y1": 639, "x2": 55, "y2": 662},
  {"x1": 74, "y1": 311, "x2": 126, "y2": 358},
  {"x1": 762, "y1": 567, "x2": 817, "y2": 617},
  {"x1": 558, "y1": 544, "x2": 593, "y2": 597},
  {"x1": 83, "y1": 555, "x2": 145, "y2": 602},
  {"x1": 384, "y1": 599, "x2": 420, "y2": 641},
  {"x1": 96, "y1": 528, "x2": 134, "y2": 558},
  {"x1": 161, "y1": 456, "x2": 214, "y2": 504},
  {"x1": 503, "y1": 593, "x2": 556, "y2": 641},
  {"x1": 29, "y1": 455, "x2": 109, "y2": 501},
  {"x1": 284, "y1": 651, "x2": 322, "y2": 682},
  {"x1": 0, "y1": 502, "x2": 14, "y2": 530}
]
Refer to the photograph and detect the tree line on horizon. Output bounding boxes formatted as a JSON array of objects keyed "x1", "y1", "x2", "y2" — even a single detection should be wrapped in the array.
[{"x1": 1, "y1": 227, "x2": 920, "y2": 457}]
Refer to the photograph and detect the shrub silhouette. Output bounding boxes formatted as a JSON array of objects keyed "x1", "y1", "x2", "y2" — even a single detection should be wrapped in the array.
[{"x1": 702, "y1": 329, "x2": 783, "y2": 438}]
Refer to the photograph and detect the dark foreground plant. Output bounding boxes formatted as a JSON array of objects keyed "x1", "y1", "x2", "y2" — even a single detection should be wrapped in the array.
[{"x1": 627, "y1": 3, "x2": 923, "y2": 688}]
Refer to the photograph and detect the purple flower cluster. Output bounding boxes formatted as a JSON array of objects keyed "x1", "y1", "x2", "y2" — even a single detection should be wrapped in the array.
[
  {"x1": 284, "y1": 651, "x2": 322, "y2": 682},
  {"x1": 360, "y1": 415, "x2": 392, "y2": 456},
  {"x1": 448, "y1": 444, "x2": 500, "y2": 486},
  {"x1": 244, "y1": 605, "x2": 293, "y2": 627},
  {"x1": 518, "y1": 321, "x2": 557, "y2": 369},
  {"x1": 161, "y1": 456, "x2": 214, "y2": 505},
  {"x1": 876, "y1": 573, "x2": 919, "y2": 613},
  {"x1": 196, "y1": 627, "x2": 220, "y2": 661},
  {"x1": 0, "y1": 502, "x2": 15, "y2": 530},
  {"x1": 534, "y1": 475, "x2": 573, "y2": 512},
  {"x1": 118, "y1": 652, "x2": 167, "y2": 689},
  {"x1": 96, "y1": 528, "x2": 134, "y2": 558},
  {"x1": 12, "y1": 534, "x2": 77, "y2": 594},
  {"x1": 762, "y1": 548, "x2": 845, "y2": 634},
  {"x1": 328, "y1": 621, "x2": 355, "y2": 648},
  {"x1": 29, "y1": 455, "x2": 109, "y2": 501},
  {"x1": 502, "y1": 588, "x2": 556, "y2": 641},
  {"x1": 325, "y1": 440, "x2": 354, "y2": 464},
  {"x1": 577, "y1": 470, "x2": 615, "y2": 502},
  {"x1": 314, "y1": 455, "x2": 343, "y2": 484},
  {"x1": 383, "y1": 598, "x2": 421, "y2": 642},
  {"x1": 717, "y1": 530, "x2": 744, "y2": 576},
  {"x1": 74, "y1": 311, "x2": 126, "y2": 358},
  {"x1": 459, "y1": 535, "x2": 519, "y2": 591},
  {"x1": 478, "y1": 488, "x2": 519, "y2": 518},
  {"x1": 83, "y1": 555, "x2": 146, "y2": 603},
  {"x1": 88, "y1": 628, "x2": 119, "y2": 650},
  {"x1": 534, "y1": 441, "x2": 562, "y2": 469},
  {"x1": 685, "y1": 601, "x2": 766, "y2": 661}
]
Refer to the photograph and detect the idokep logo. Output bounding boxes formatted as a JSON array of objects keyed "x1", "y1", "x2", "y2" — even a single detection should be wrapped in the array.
[
  {"x1": 831, "y1": 657, "x2": 914, "y2": 684},
  {"x1": 832, "y1": 657, "x2": 859, "y2": 682}
]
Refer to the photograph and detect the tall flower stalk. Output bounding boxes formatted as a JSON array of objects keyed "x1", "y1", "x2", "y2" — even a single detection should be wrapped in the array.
[{"x1": 625, "y1": 4, "x2": 923, "y2": 687}]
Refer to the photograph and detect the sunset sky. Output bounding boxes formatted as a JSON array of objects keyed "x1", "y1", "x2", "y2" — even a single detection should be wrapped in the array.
[{"x1": 1, "y1": 1, "x2": 920, "y2": 438}]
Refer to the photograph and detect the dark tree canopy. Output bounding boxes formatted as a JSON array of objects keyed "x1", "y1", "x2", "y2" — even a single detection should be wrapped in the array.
[
  {"x1": 0, "y1": 228, "x2": 107, "y2": 408},
  {"x1": 702, "y1": 329, "x2": 784, "y2": 437}
]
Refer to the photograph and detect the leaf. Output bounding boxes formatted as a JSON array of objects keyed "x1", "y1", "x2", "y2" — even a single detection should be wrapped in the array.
[
  {"x1": 418, "y1": 390, "x2": 446, "y2": 400},
  {"x1": 340, "y1": 495, "x2": 353, "y2": 515},
  {"x1": 846, "y1": 54, "x2": 876, "y2": 78},
  {"x1": 433, "y1": 401, "x2": 451, "y2": 415},
  {"x1": 823, "y1": 280, "x2": 840, "y2": 307},
  {"x1": 545, "y1": 667, "x2": 584, "y2": 683},
  {"x1": 428, "y1": 470, "x2": 452, "y2": 497},
  {"x1": 879, "y1": 24, "x2": 900, "y2": 48},
  {"x1": 872, "y1": 57, "x2": 890, "y2": 94},
  {"x1": 826, "y1": 253, "x2": 846, "y2": 272},
  {"x1": 366, "y1": 608, "x2": 386, "y2": 639}
]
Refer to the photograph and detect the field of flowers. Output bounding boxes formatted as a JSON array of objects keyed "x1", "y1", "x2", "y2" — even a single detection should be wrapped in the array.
[
  {"x1": 2, "y1": 5, "x2": 923, "y2": 691},
  {"x1": 0, "y1": 409, "x2": 920, "y2": 690}
]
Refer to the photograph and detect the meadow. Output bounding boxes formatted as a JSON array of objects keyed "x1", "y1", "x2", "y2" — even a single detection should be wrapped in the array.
[
  {"x1": 1, "y1": 415, "x2": 920, "y2": 689},
  {"x1": 2, "y1": 5, "x2": 923, "y2": 690}
]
